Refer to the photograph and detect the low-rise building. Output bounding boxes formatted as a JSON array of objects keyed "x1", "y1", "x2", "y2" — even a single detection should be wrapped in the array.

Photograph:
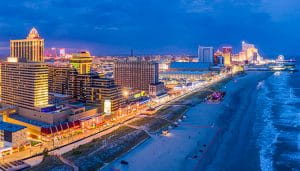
[
  {"x1": 149, "y1": 82, "x2": 166, "y2": 97},
  {"x1": 169, "y1": 62, "x2": 210, "y2": 71},
  {"x1": 0, "y1": 122, "x2": 27, "y2": 148}
]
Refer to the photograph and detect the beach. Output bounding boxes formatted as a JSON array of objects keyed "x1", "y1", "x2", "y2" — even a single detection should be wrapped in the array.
[{"x1": 102, "y1": 71, "x2": 273, "y2": 171}]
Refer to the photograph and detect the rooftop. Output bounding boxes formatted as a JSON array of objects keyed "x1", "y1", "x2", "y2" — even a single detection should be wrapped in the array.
[
  {"x1": 9, "y1": 114, "x2": 65, "y2": 128},
  {"x1": 27, "y1": 27, "x2": 41, "y2": 39},
  {"x1": 0, "y1": 122, "x2": 26, "y2": 132},
  {"x1": 170, "y1": 62, "x2": 210, "y2": 70}
]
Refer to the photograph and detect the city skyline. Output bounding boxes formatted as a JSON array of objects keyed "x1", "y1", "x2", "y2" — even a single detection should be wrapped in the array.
[
  {"x1": 0, "y1": 2, "x2": 298, "y2": 169},
  {"x1": 0, "y1": 0, "x2": 299, "y2": 56}
]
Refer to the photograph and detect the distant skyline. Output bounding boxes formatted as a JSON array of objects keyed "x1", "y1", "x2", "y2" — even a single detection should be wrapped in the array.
[{"x1": 0, "y1": 0, "x2": 299, "y2": 57}]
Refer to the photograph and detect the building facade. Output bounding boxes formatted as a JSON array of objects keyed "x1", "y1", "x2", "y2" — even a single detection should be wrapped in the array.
[
  {"x1": 48, "y1": 64, "x2": 71, "y2": 95},
  {"x1": 149, "y1": 82, "x2": 166, "y2": 97},
  {"x1": 198, "y1": 46, "x2": 214, "y2": 63},
  {"x1": 10, "y1": 28, "x2": 44, "y2": 63},
  {"x1": 0, "y1": 122, "x2": 27, "y2": 148},
  {"x1": 114, "y1": 60, "x2": 159, "y2": 92},
  {"x1": 48, "y1": 64, "x2": 123, "y2": 113},
  {"x1": 222, "y1": 46, "x2": 232, "y2": 66},
  {"x1": 70, "y1": 51, "x2": 93, "y2": 75},
  {"x1": 1, "y1": 61, "x2": 49, "y2": 110},
  {"x1": 88, "y1": 77, "x2": 124, "y2": 113}
]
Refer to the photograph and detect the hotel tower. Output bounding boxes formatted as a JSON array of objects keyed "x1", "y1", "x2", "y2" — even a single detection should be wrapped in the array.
[
  {"x1": 114, "y1": 60, "x2": 159, "y2": 91},
  {"x1": 10, "y1": 28, "x2": 44, "y2": 62},
  {"x1": 1, "y1": 28, "x2": 49, "y2": 111}
]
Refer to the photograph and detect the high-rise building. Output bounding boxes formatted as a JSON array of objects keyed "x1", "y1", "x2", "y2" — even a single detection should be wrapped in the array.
[
  {"x1": 59, "y1": 48, "x2": 66, "y2": 57},
  {"x1": 10, "y1": 28, "x2": 44, "y2": 62},
  {"x1": 213, "y1": 50, "x2": 223, "y2": 65},
  {"x1": 241, "y1": 41, "x2": 261, "y2": 62},
  {"x1": 114, "y1": 60, "x2": 159, "y2": 92},
  {"x1": 222, "y1": 46, "x2": 232, "y2": 66},
  {"x1": 48, "y1": 64, "x2": 123, "y2": 113},
  {"x1": 198, "y1": 46, "x2": 214, "y2": 63},
  {"x1": 87, "y1": 77, "x2": 124, "y2": 113},
  {"x1": 70, "y1": 51, "x2": 93, "y2": 74},
  {"x1": 1, "y1": 60, "x2": 49, "y2": 110},
  {"x1": 48, "y1": 64, "x2": 71, "y2": 94},
  {"x1": 242, "y1": 41, "x2": 255, "y2": 52}
]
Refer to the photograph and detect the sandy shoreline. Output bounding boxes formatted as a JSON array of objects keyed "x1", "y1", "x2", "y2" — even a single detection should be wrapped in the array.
[{"x1": 102, "y1": 72, "x2": 272, "y2": 171}]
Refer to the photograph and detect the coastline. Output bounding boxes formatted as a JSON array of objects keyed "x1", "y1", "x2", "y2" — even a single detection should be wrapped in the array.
[
  {"x1": 28, "y1": 72, "x2": 242, "y2": 171},
  {"x1": 196, "y1": 71, "x2": 273, "y2": 171},
  {"x1": 102, "y1": 71, "x2": 273, "y2": 171}
]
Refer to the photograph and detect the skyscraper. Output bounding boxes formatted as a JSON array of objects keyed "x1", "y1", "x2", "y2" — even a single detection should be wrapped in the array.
[
  {"x1": 241, "y1": 41, "x2": 260, "y2": 62},
  {"x1": 1, "y1": 60, "x2": 49, "y2": 110},
  {"x1": 10, "y1": 28, "x2": 44, "y2": 62},
  {"x1": 114, "y1": 60, "x2": 159, "y2": 91},
  {"x1": 48, "y1": 63, "x2": 124, "y2": 113},
  {"x1": 198, "y1": 46, "x2": 214, "y2": 63},
  {"x1": 48, "y1": 64, "x2": 71, "y2": 95},
  {"x1": 222, "y1": 46, "x2": 232, "y2": 66},
  {"x1": 70, "y1": 51, "x2": 93, "y2": 75}
]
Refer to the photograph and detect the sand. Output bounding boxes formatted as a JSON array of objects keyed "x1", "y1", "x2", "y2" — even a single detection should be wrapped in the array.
[{"x1": 102, "y1": 72, "x2": 272, "y2": 171}]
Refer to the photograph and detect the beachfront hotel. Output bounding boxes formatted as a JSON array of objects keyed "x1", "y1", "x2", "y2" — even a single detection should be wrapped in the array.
[
  {"x1": 48, "y1": 52, "x2": 124, "y2": 113},
  {"x1": 222, "y1": 46, "x2": 232, "y2": 66},
  {"x1": 198, "y1": 46, "x2": 214, "y2": 63},
  {"x1": 69, "y1": 51, "x2": 93, "y2": 75},
  {"x1": 114, "y1": 60, "x2": 160, "y2": 92},
  {"x1": 0, "y1": 29, "x2": 102, "y2": 140},
  {"x1": 1, "y1": 61, "x2": 49, "y2": 110},
  {"x1": 10, "y1": 28, "x2": 44, "y2": 63}
]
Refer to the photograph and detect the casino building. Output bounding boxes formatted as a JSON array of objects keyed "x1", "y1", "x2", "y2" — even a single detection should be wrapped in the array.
[{"x1": 10, "y1": 27, "x2": 44, "y2": 63}]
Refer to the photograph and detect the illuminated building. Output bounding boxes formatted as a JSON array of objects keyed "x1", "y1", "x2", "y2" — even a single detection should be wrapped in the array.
[
  {"x1": 239, "y1": 52, "x2": 246, "y2": 61},
  {"x1": 2, "y1": 31, "x2": 103, "y2": 138},
  {"x1": 10, "y1": 28, "x2": 44, "y2": 62},
  {"x1": 0, "y1": 122, "x2": 27, "y2": 148},
  {"x1": 222, "y1": 46, "x2": 232, "y2": 66},
  {"x1": 1, "y1": 61, "x2": 49, "y2": 110},
  {"x1": 217, "y1": 56, "x2": 224, "y2": 66},
  {"x1": 48, "y1": 64, "x2": 71, "y2": 94},
  {"x1": 114, "y1": 60, "x2": 159, "y2": 92},
  {"x1": 198, "y1": 46, "x2": 214, "y2": 63},
  {"x1": 70, "y1": 51, "x2": 93, "y2": 74},
  {"x1": 241, "y1": 41, "x2": 261, "y2": 62},
  {"x1": 59, "y1": 48, "x2": 66, "y2": 57},
  {"x1": 48, "y1": 64, "x2": 123, "y2": 113},
  {"x1": 242, "y1": 41, "x2": 255, "y2": 52},
  {"x1": 149, "y1": 82, "x2": 166, "y2": 97},
  {"x1": 67, "y1": 74, "x2": 123, "y2": 113},
  {"x1": 158, "y1": 62, "x2": 169, "y2": 72},
  {"x1": 88, "y1": 77, "x2": 124, "y2": 113},
  {"x1": 160, "y1": 71, "x2": 211, "y2": 80},
  {"x1": 213, "y1": 50, "x2": 223, "y2": 65},
  {"x1": 231, "y1": 54, "x2": 240, "y2": 62}
]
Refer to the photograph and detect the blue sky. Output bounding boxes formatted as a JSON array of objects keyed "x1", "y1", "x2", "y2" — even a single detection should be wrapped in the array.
[{"x1": 0, "y1": 0, "x2": 299, "y2": 56}]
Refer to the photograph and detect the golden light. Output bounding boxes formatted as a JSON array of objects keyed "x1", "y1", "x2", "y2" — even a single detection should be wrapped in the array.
[
  {"x1": 7, "y1": 57, "x2": 18, "y2": 62},
  {"x1": 122, "y1": 90, "x2": 129, "y2": 97}
]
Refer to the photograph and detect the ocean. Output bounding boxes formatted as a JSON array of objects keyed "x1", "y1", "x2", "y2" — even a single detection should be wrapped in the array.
[
  {"x1": 199, "y1": 70, "x2": 300, "y2": 171},
  {"x1": 254, "y1": 70, "x2": 300, "y2": 171}
]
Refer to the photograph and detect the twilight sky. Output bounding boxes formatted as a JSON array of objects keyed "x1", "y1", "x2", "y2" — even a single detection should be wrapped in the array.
[{"x1": 0, "y1": 0, "x2": 299, "y2": 56}]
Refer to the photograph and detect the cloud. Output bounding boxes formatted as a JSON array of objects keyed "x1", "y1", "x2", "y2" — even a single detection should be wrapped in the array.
[{"x1": 0, "y1": 0, "x2": 298, "y2": 55}]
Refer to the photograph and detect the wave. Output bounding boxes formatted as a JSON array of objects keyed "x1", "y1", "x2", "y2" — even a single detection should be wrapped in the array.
[
  {"x1": 256, "y1": 72, "x2": 300, "y2": 171},
  {"x1": 256, "y1": 79, "x2": 277, "y2": 171}
]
